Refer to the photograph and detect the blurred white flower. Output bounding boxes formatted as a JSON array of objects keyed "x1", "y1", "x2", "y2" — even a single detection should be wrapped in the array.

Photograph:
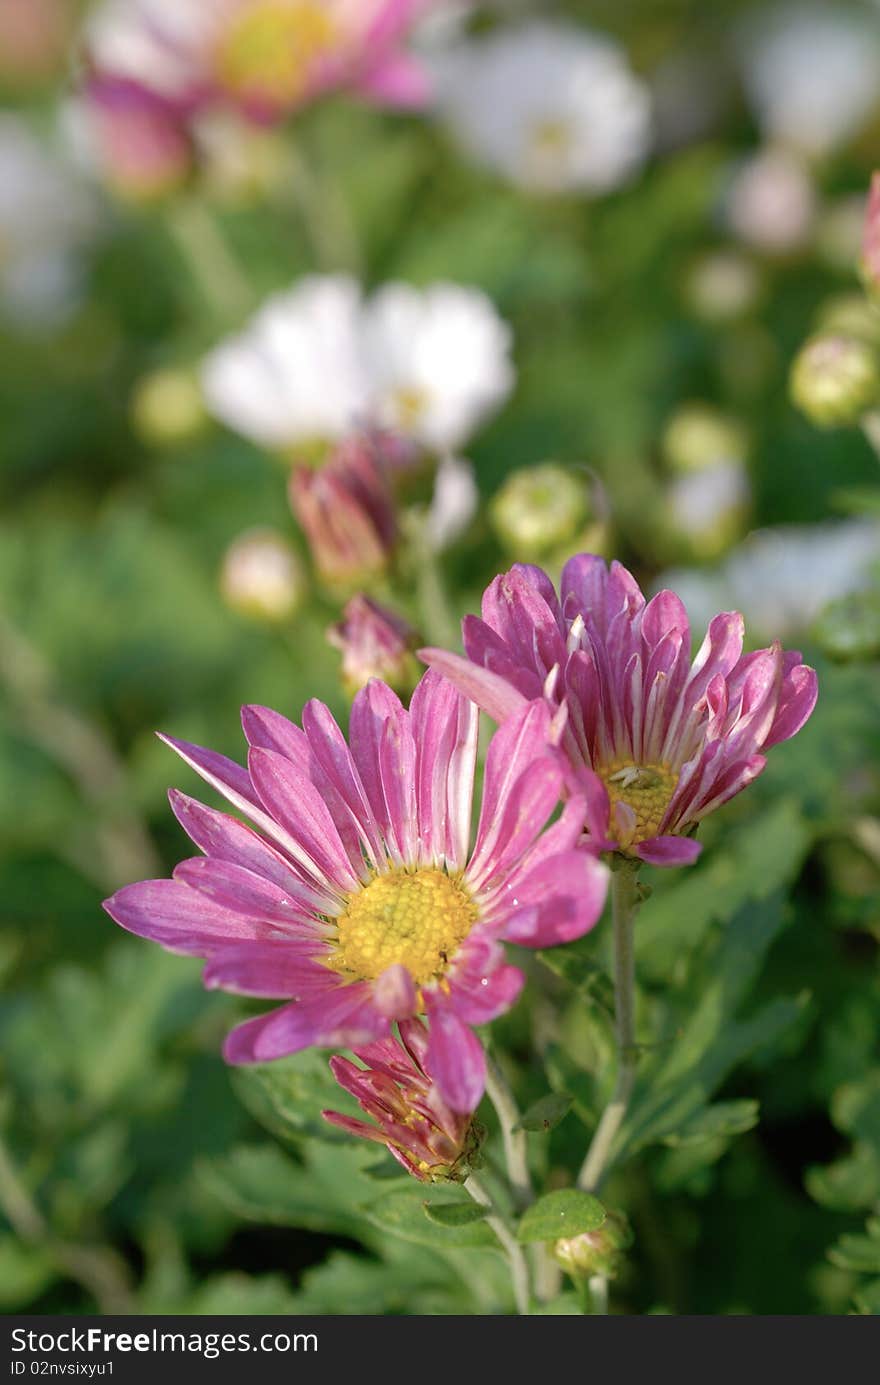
[
  {"x1": 86, "y1": 0, "x2": 209, "y2": 105},
  {"x1": 739, "y1": 3, "x2": 880, "y2": 158},
  {"x1": 202, "y1": 275, "x2": 371, "y2": 450},
  {"x1": 424, "y1": 453, "x2": 478, "y2": 551},
  {"x1": 433, "y1": 20, "x2": 651, "y2": 195},
  {"x1": 0, "y1": 116, "x2": 99, "y2": 327},
  {"x1": 658, "y1": 519, "x2": 880, "y2": 641},
  {"x1": 202, "y1": 275, "x2": 514, "y2": 454},
  {"x1": 361, "y1": 282, "x2": 514, "y2": 452},
  {"x1": 725, "y1": 147, "x2": 816, "y2": 254}
]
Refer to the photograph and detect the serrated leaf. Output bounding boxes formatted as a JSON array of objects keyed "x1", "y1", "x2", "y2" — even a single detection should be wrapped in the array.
[
  {"x1": 828, "y1": 1234, "x2": 880, "y2": 1274},
  {"x1": 663, "y1": 1100, "x2": 760, "y2": 1147},
  {"x1": 360, "y1": 1187, "x2": 498, "y2": 1249},
  {"x1": 423, "y1": 1201, "x2": 489, "y2": 1229},
  {"x1": 516, "y1": 1093, "x2": 574, "y2": 1133},
  {"x1": 516, "y1": 1190, "x2": 605, "y2": 1244}
]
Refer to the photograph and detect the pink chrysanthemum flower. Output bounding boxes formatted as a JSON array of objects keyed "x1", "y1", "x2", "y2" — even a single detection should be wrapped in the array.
[
  {"x1": 104, "y1": 670, "x2": 609, "y2": 1110},
  {"x1": 323, "y1": 1018, "x2": 483, "y2": 1182},
  {"x1": 423, "y1": 555, "x2": 818, "y2": 867},
  {"x1": 85, "y1": 0, "x2": 434, "y2": 128}
]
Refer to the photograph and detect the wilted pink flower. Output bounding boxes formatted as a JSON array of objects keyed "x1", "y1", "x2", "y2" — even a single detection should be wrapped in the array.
[
  {"x1": 83, "y1": 79, "x2": 193, "y2": 201},
  {"x1": 323, "y1": 1019, "x2": 483, "y2": 1181},
  {"x1": 861, "y1": 171, "x2": 880, "y2": 293},
  {"x1": 423, "y1": 555, "x2": 818, "y2": 867},
  {"x1": 85, "y1": 0, "x2": 434, "y2": 130},
  {"x1": 103, "y1": 670, "x2": 609, "y2": 1111},
  {"x1": 289, "y1": 435, "x2": 398, "y2": 587},
  {"x1": 327, "y1": 595, "x2": 420, "y2": 697}
]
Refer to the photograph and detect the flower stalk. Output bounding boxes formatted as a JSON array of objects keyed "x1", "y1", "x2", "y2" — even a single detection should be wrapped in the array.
[
  {"x1": 464, "y1": 1173, "x2": 531, "y2": 1316},
  {"x1": 484, "y1": 1051, "x2": 533, "y2": 1211},
  {"x1": 577, "y1": 858, "x2": 641, "y2": 1194}
]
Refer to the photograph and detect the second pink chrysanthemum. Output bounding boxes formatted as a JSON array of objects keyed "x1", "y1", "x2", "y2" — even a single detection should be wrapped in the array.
[{"x1": 104, "y1": 670, "x2": 609, "y2": 1112}]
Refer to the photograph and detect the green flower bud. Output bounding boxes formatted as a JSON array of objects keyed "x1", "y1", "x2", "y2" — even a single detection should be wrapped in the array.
[
  {"x1": 814, "y1": 294, "x2": 880, "y2": 348},
  {"x1": 489, "y1": 463, "x2": 600, "y2": 560},
  {"x1": 812, "y1": 589, "x2": 880, "y2": 661},
  {"x1": 131, "y1": 367, "x2": 208, "y2": 448},
  {"x1": 554, "y1": 1209, "x2": 634, "y2": 1282},
  {"x1": 661, "y1": 403, "x2": 748, "y2": 474},
  {"x1": 790, "y1": 334, "x2": 880, "y2": 427}
]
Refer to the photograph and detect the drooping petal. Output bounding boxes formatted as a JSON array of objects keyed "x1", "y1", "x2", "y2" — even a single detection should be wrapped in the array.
[
  {"x1": 418, "y1": 646, "x2": 529, "y2": 722},
  {"x1": 500, "y1": 850, "x2": 610, "y2": 946},
  {"x1": 423, "y1": 991, "x2": 487, "y2": 1113},
  {"x1": 225, "y1": 983, "x2": 387, "y2": 1063},
  {"x1": 635, "y1": 835, "x2": 702, "y2": 867},
  {"x1": 763, "y1": 659, "x2": 818, "y2": 748}
]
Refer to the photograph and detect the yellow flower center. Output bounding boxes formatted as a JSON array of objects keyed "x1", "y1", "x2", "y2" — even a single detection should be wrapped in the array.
[
  {"x1": 327, "y1": 868, "x2": 478, "y2": 986},
  {"x1": 390, "y1": 385, "x2": 429, "y2": 432},
  {"x1": 599, "y1": 760, "x2": 679, "y2": 849},
  {"x1": 530, "y1": 118, "x2": 573, "y2": 156},
  {"x1": 215, "y1": 1, "x2": 337, "y2": 107}
]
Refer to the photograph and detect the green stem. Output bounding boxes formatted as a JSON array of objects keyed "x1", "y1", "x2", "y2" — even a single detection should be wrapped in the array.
[
  {"x1": 484, "y1": 1052, "x2": 532, "y2": 1211},
  {"x1": 861, "y1": 409, "x2": 880, "y2": 463},
  {"x1": 573, "y1": 860, "x2": 642, "y2": 1314},
  {"x1": 167, "y1": 198, "x2": 253, "y2": 322},
  {"x1": 284, "y1": 141, "x2": 362, "y2": 274},
  {"x1": 465, "y1": 1174, "x2": 531, "y2": 1316}
]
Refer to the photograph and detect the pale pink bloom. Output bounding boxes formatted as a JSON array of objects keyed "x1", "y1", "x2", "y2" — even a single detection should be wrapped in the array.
[
  {"x1": 861, "y1": 171, "x2": 880, "y2": 293},
  {"x1": 422, "y1": 555, "x2": 818, "y2": 867},
  {"x1": 323, "y1": 1018, "x2": 482, "y2": 1181},
  {"x1": 104, "y1": 670, "x2": 609, "y2": 1111},
  {"x1": 84, "y1": 0, "x2": 434, "y2": 126}
]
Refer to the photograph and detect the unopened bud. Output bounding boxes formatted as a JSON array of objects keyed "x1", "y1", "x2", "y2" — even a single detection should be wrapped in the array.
[
  {"x1": 220, "y1": 528, "x2": 306, "y2": 623},
  {"x1": 289, "y1": 434, "x2": 398, "y2": 590},
  {"x1": 327, "y1": 596, "x2": 421, "y2": 699},
  {"x1": 323, "y1": 1020, "x2": 485, "y2": 1184},
  {"x1": 790, "y1": 334, "x2": 880, "y2": 427},
  {"x1": 812, "y1": 589, "x2": 880, "y2": 661},
  {"x1": 814, "y1": 294, "x2": 880, "y2": 349},
  {"x1": 662, "y1": 404, "x2": 748, "y2": 474},
  {"x1": 131, "y1": 367, "x2": 207, "y2": 447},
  {"x1": 554, "y1": 1209, "x2": 633, "y2": 1282},
  {"x1": 683, "y1": 251, "x2": 762, "y2": 324},
  {"x1": 489, "y1": 463, "x2": 601, "y2": 560}
]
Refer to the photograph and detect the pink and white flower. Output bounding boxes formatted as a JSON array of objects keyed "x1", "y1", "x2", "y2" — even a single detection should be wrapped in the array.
[
  {"x1": 422, "y1": 555, "x2": 818, "y2": 867},
  {"x1": 104, "y1": 670, "x2": 609, "y2": 1111},
  {"x1": 323, "y1": 1018, "x2": 483, "y2": 1181},
  {"x1": 84, "y1": 0, "x2": 434, "y2": 125}
]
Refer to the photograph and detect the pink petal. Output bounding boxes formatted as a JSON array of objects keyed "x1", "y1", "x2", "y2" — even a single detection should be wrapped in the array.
[
  {"x1": 247, "y1": 747, "x2": 362, "y2": 892},
  {"x1": 203, "y1": 944, "x2": 337, "y2": 998},
  {"x1": 349, "y1": 679, "x2": 415, "y2": 860},
  {"x1": 173, "y1": 856, "x2": 322, "y2": 924},
  {"x1": 373, "y1": 963, "x2": 418, "y2": 1019},
  {"x1": 103, "y1": 878, "x2": 282, "y2": 956},
  {"x1": 168, "y1": 789, "x2": 307, "y2": 896},
  {"x1": 447, "y1": 959, "x2": 525, "y2": 1025},
  {"x1": 356, "y1": 50, "x2": 430, "y2": 107},
  {"x1": 461, "y1": 616, "x2": 545, "y2": 701},
  {"x1": 225, "y1": 983, "x2": 387, "y2": 1063},
  {"x1": 500, "y1": 850, "x2": 609, "y2": 946},
  {"x1": 301, "y1": 698, "x2": 385, "y2": 865},
  {"x1": 418, "y1": 647, "x2": 529, "y2": 723},
  {"x1": 763, "y1": 660, "x2": 818, "y2": 749},
  {"x1": 411, "y1": 669, "x2": 478, "y2": 871},
  {"x1": 635, "y1": 835, "x2": 702, "y2": 867},
  {"x1": 423, "y1": 992, "x2": 486, "y2": 1113}
]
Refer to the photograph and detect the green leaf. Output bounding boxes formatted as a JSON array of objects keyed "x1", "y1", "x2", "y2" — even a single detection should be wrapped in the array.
[
  {"x1": 0, "y1": 1237, "x2": 56, "y2": 1310},
  {"x1": 516, "y1": 1190, "x2": 605, "y2": 1244},
  {"x1": 854, "y1": 1278, "x2": 880, "y2": 1315},
  {"x1": 360, "y1": 1187, "x2": 498, "y2": 1250},
  {"x1": 662, "y1": 1100, "x2": 760, "y2": 1147},
  {"x1": 423, "y1": 1201, "x2": 489, "y2": 1229},
  {"x1": 828, "y1": 1234, "x2": 880, "y2": 1275},
  {"x1": 231, "y1": 1050, "x2": 358, "y2": 1144},
  {"x1": 807, "y1": 1145, "x2": 880, "y2": 1213},
  {"x1": 516, "y1": 1094, "x2": 574, "y2": 1133},
  {"x1": 537, "y1": 937, "x2": 614, "y2": 1011}
]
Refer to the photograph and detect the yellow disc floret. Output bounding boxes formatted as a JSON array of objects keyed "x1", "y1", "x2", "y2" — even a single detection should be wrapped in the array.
[
  {"x1": 599, "y1": 760, "x2": 679, "y2": 848},
  {"x1": 215, "y1": 2, "x2": 337, "y2": 108},
  {"x1": 328, "y1": 868, "x2": 478, "y2": 986}
]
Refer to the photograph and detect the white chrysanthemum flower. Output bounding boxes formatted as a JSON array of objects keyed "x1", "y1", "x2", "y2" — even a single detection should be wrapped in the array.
[
  {"x1": 201, "y1": 275, "x2": 371, "y2": 450},
  {"x1": 739, "y1": 3, "x2": 880, "y2": 158},
  {"x1": 658, "y1": 519, "x2": 880, "y2": 640},
  {"x1": 0, "y1": 116, "x2": 99, "y2": 327},
  {"x1": 433, "y1": 20, "x2": 651, "y2": 195},
  {"x1": 361, "y1": 282, "x2": 514, "y2": 453},
  {"x1": 202, "y1": 276, "x2": 514, "y2": 454},
  {"x1": 86, "y1": 0, "x2": 210, "y2": 103},
  {"x1": 424, "y1": 453, "x2": 478, "y2": 551}
]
